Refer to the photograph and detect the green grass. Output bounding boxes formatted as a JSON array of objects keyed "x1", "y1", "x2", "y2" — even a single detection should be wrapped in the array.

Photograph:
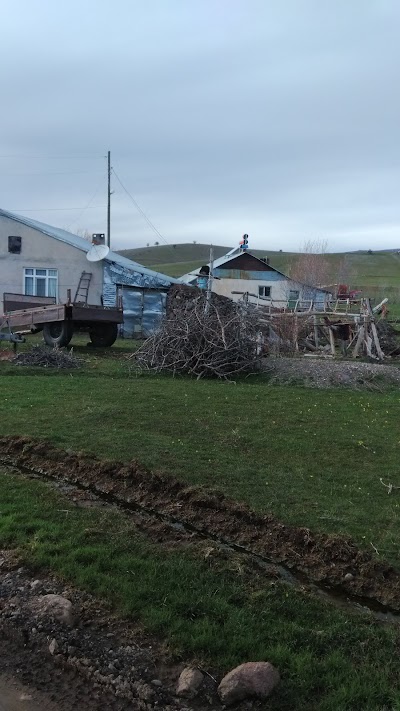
[
  {"x1": 1, "y1": 469, "x2": 399, "y2": 711},
  {"x1": 1, "y1": 349, "x2": 400, "y2": 565}
]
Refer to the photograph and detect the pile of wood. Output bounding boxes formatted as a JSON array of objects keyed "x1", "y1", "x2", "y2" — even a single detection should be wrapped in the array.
[
  {"x1": 13, "y1": 345, "x2": 82, "y2": 369},
  {"x1": 134, "y1": 291, "x2": 262, "y2": 379}
]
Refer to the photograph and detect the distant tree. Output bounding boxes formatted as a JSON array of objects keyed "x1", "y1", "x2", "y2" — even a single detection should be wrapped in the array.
[
  {"x1": 154, "y1": 241, "x2": 159, "y2": 246},
  {"x1": 193, "y1": 240, "x2": 197, "y2": 244},
  {"x1": 172, "y1": 244, "x2": 176, "y2": 249},
  {"x1": 368, "y1": 249, "x2": 373, "y2": 255},
  {"x1": 289, "y1": 239, "x2": 330, "y2": 287},
  {"x1": 146, "y1": 242, "x2": 150, "y2": 247}
]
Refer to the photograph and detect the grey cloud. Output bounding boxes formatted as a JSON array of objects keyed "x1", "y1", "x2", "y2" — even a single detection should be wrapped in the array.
[{"x1": 1, "y1": 0, "x2": 400, "y2": 252}]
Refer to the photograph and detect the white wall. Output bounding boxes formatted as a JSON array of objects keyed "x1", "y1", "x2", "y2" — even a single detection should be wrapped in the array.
[
  {"x1": 212, "y1": 276, "x2": 299, "y2": 303},
  {"x1": 0, "y1": 216, "x2": 103, "y2": 315}
]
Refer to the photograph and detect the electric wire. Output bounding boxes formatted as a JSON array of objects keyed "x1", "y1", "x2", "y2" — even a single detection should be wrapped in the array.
[{"x1": 112, "y1": 167, "x2": 170, "y2": 247}]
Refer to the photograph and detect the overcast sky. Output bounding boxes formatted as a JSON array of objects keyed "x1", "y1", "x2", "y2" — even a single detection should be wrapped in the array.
[{"x1": 1, "y1": 0, "x2": 400, "y2": 252}]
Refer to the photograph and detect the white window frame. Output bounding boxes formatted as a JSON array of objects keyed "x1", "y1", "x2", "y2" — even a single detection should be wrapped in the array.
[
  {"x1": 24, "y1": 268, "x2": 58, "y2": 299},
  {"x1": 258, "y1": 285, "x2": 271, "y2": 298}
]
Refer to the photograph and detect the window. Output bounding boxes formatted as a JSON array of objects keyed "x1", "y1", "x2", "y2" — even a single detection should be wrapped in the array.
[
  {"x1": 8, "y1": 236, "x2": 21, "y2": 254},
  {"x1": 258, "y1": 286, "x2": 271, "y2": 298},
  {"x1": 24, "y1": 268, "x2": 58, "y2": 298}
]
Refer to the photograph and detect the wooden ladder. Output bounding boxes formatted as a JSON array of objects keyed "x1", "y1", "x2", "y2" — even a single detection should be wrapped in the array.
[{"x1": 74, "y1": 271, "x2": 92, "y2": 304}]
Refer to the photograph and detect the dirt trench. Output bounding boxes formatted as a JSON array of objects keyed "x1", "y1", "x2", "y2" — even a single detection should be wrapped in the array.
[{"x1": 1, "y1": 435, "x2": 400, "y2": 613}]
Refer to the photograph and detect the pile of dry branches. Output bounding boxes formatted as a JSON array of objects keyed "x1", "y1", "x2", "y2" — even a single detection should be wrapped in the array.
[
  {"x1": 13, "y1": 345, "x2": 82, "y2": 369},
  {"x1": 134, "y1": 293, "x2": 262, "y2": 379}
]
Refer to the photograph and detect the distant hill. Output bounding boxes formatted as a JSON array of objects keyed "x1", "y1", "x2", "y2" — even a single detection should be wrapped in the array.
[{"x1": 117, "y1": 243, "x2": 400, "y2": 292}]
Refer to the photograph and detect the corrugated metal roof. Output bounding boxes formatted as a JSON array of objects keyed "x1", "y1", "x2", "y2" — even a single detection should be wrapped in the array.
[{"x1": 0, "y1": 208, "x2": 181, "y2": 285}]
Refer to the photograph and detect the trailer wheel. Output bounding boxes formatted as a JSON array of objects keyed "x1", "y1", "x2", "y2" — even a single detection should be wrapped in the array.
[
  {"x1": 89, "y1": 322, "x2": 118, "y2": 347},
  {"x1": 43, "y1": 321, "x2": 74, "y2": 347}
]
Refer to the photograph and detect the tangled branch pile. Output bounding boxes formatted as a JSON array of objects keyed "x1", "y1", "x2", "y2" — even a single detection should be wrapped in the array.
[
  {"x1": 134, "y1": 293, "x2": 262, "y2": 379},
  {"x1": 13, "y1": 345, "x2": 82, "y2": 369}
]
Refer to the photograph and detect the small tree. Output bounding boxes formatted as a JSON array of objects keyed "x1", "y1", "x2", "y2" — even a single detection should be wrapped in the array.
[{"x1": 289, "y1": 239, "x2": 330, "y2": 287}]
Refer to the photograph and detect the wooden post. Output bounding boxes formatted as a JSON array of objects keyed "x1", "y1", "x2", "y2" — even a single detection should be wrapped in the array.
[
  {"x1": 313, "y1": 315, "x2": 319, "y2": 348},
  {"x1": 329, "y1": 327, "x2": 335, "y2": 356},
  {"x1": 371, "y1": 322, "x2": 384, "y2": 359},
  {"x1": 353, "y1": 324, "x2": 365, "y2": 358}
]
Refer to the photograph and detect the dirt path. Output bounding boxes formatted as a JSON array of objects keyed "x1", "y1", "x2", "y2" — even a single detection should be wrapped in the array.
[
  {"x1": 0, "y1": 551, "x2": 216, "y2": 711},
  {"x1": 0, "y1": 675, "x2": 62, "y2": 711},
  {"x1": 1, "y1": 435, "x2": 399, "y2": 613}
]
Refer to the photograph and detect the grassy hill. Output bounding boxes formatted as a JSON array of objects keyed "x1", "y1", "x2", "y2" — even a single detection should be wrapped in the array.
[{"x1": 117, "y1": 243, "x2": 400, "y2": 292}]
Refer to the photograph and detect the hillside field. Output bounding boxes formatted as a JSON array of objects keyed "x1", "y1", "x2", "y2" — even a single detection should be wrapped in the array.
[{"x1": 118, "y1": 243, "x2": 400, "y2": 293}]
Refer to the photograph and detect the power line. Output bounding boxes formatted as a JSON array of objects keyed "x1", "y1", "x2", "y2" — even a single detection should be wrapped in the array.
[
  {"x1": 112, "y1": 167, "x2": 170, "y2": 247},
  {"x1": 3, "y1": 170, "x2": 103, "y2": 177},
  {"x1": 0, "y1": 155, "x2": 104, "y2": 160},
  {"x1": 9, "y1": 206, "x2": 105, "y2": 212},
  {"x1": 66, "y1": 178, "x2": 105, "y2": 230}
]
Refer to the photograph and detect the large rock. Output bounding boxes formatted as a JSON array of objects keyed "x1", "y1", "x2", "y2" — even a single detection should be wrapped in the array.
[
  {"x1": 34, "y1": 594, "x2": 75, "y2": 627},
  {"x1": 218, "y1": 662, "x2": 280, "y2": 705},
  {"x1": 176, "y1": 667, "x2": 204, "y2": 698}
]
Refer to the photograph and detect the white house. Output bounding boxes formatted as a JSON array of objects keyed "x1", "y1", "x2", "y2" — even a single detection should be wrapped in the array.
[
  {"x1": 0, "y1": 208, "x2": 180, "y2": 336},
  {"x1": 181, "y1": 247, "x2": 331, "y2": 309}
]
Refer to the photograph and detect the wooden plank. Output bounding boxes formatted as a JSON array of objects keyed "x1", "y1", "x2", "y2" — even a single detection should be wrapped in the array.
[
  {"x1": 353, "y1": 325, "x2": 365, "y2": 358},
  {"x1": 329, "y1": 327, "x2": 336, "y2": 356},
  {"x1": 371, "y1": 322, "x2": 385, "y2": 359},
  {"x1": 5, "y1": 305, "x2": 67, "y2": 329},
  {"x1": 3, "y1": 292, "x2": 56, "y2": 312},
  {"x1": 313, "y1": 315, "x2": 319, "y2": 348},
  {"x1": 71, "y1": 306, "x2": 123, "y2": 323}
]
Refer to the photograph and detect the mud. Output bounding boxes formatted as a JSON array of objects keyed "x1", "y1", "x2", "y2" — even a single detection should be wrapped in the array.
[
  {"x1": 0, "y1": 550, "x2": 219, "y2": 711},
  {"x1": 1, "y1": 436, "x2": 400, "y2": 614}
]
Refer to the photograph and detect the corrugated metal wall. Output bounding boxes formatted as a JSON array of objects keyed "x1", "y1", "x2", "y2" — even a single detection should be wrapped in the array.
[{"x1": 103, "y1": 262, "x2": 170, "y2": 337}]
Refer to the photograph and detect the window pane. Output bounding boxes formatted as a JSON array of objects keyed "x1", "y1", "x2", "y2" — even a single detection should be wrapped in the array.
[
  {"x1": 48, "y1": 269, "x2": 57, "y2": 277},
  {"x1": 25, "y1": 268, "x2": 33, "y2": 275},
  {"x1": 258, "y1": 286, "x2": 263, "y2": 296},
  {"x1": 48, "y1": 278, "x2": 57, "y2": 298},
  {"x1": 25, "y1": 276, "x2": 34, "y2": 295},
  {"x1": 36, "y1": 278, "x2": 46, "y2": 296},
  {"x1": 36, "y1": 269, "x2": 46, "y2": 276}
]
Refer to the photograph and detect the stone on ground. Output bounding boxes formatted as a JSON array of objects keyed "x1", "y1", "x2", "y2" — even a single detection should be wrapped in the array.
[
  {"x1": 34, "y1": 594, "x2": 75, "y2": 627},
  {"x1": 218, "y1": 661, "x2": 280, "y2": 705},
  {"x1": 176, "y1": 667, "x2": 204, "y2": 698}
]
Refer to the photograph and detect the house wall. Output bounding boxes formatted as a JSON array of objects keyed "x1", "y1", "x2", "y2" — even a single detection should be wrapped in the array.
[
  {"x1": 212, "y1": 268, "x2": 329, "y2": 306},
  {"x1": 0, "y1": 216, "x2": 103, "y2": 315},
  {"x1": 213, "y1": 269, "x2": 294, "y2": 303}
]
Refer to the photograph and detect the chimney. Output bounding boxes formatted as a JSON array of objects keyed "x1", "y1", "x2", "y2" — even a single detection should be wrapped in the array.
[{"x1": 92, "y1": 233, "x2": 105, "y2": 245}]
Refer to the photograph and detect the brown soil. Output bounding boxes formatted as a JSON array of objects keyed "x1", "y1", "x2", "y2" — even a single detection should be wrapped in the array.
[
  {"x1": 0, "y1": 550, "x2": 218, "y2": 711},
  {"x1": 1, "y1": 436, "x2": 400, "y2": 612}
]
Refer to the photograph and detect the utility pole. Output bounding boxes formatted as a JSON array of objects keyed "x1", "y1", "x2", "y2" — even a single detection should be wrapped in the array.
[
  {"x1": 107, "y1": 150, "x2": 111, "y2": 248},
  {"x1": 205, "y1": 245, "x2": 214, "y2": 314}
]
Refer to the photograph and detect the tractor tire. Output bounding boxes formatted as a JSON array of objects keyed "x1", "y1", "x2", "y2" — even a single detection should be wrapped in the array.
[
  {"x1": 42, "y1": 321, "x2": 74, "y2": 348},
  {"x1": 89, "y1": 322, "x2": 118, "y2": 347}
]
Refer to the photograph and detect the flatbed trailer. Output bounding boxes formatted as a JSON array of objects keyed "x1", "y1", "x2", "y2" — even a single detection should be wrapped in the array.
[{"x1": 2, "y1": 293, "x2": 123, "y2": 347}]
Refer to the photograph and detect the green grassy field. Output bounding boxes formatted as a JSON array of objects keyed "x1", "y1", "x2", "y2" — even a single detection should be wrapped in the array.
[
  {"x1": 1, "y1": 468, "x2": 399, "y2": 711},
  {"x1": 1, "y1": 343, "x2": 400, "y2": 709},
  {"x1": 1, "y1": 348, "x2": 400, "y2": 559}
]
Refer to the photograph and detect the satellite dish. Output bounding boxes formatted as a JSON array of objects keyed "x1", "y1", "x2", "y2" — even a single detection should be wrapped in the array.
[{"x1": 86, "y1": 244, "x2": 110, "y2": 262}]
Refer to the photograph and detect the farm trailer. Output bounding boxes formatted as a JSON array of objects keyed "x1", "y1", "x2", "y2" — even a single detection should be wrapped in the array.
[{"x1": 2, "y1": 292, "x2": 123, "y2": 347}]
